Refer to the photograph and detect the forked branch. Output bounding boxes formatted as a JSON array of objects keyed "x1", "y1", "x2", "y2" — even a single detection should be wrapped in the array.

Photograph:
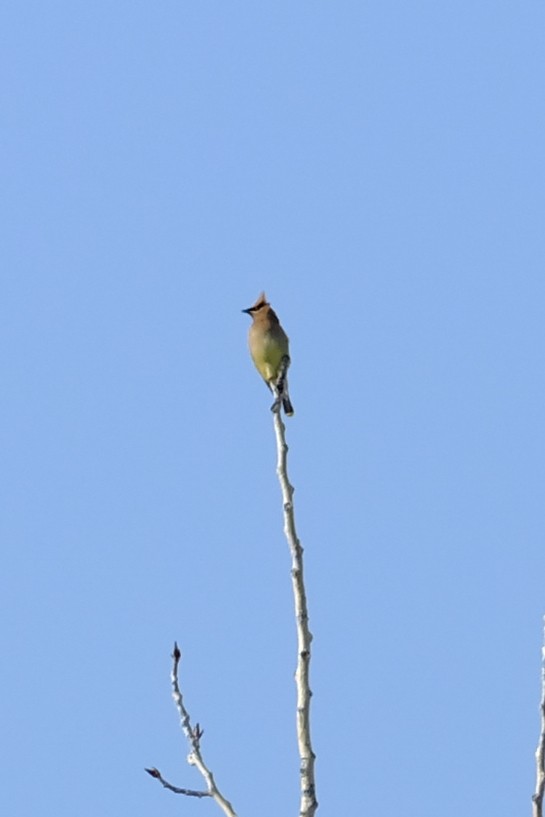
[{"x1": 147, "y1": 644, "x2": 237, "y2": 817}]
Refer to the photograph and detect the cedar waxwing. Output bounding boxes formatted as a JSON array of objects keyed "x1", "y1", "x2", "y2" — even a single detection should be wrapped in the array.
[{"x1": 242, "y1": 292, "x2": 294, "y2": 416}]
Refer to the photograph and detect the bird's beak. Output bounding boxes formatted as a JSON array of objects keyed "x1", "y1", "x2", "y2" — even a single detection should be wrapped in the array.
[{"x1": 242, "y1": 307, "x2": 252, "y2": 314}]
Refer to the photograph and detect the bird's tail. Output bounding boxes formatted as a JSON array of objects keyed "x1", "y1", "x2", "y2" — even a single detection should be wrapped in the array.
[
  {"x1": 270, "y1": 379, "x2": 294, "y2": 417},
  {"x1": 278, "y1": 373, "x2": 294, "y2": 416},
  {"x1": 282, "y1": 396, "x2": 294, "y2": 416},
  {"x1": 271, "y1": 355, "x2": 294, "y2": 417}
]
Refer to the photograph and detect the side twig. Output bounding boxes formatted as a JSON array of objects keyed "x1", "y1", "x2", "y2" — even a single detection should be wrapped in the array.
[
  {"x1": 145, "y1": 767, "x2": 210, "y2": 798},
  {"x1": 533, "y1": 619, "x2": 545, "y2": 817},
  {"x1": 148, "y1": 644, "x2": 237, "y2": 817},
  {"x1": 272, "y1": 406, "x2": 318, "y2": 817}
]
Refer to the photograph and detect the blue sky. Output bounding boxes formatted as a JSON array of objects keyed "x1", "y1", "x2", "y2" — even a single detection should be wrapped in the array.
[{"x1": 1, "y1": 2, "x2": 544, "y2": 815}]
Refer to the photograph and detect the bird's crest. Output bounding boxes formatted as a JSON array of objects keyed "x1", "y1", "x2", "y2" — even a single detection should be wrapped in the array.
[{"x1": 252, "y1": 292, "x2": 268, "y2": 310}]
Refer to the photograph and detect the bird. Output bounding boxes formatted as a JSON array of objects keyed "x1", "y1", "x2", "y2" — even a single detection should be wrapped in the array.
[{"x1": 242, "y1": 292, "x2": 294, "y2": 416}]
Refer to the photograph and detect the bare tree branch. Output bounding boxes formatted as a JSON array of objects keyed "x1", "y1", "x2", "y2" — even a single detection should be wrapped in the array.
[
  {"x1": 272, "y1": 405, "x2": 318, "y2": 817},
  {"x1": 533, "y1": 618, "x2": 545, "y2": 817},
  {"x1": 148, "y1": 644, "x2": 237, "y2": 817}
]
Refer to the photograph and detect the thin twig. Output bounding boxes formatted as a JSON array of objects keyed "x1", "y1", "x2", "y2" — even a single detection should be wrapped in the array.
[
  {"x1": 145, "y1": 767, "x2": 211, "y2": 798},
  {"x1": 148, "y1": 644, "x2": 237, "y2": 817},
  {"x1": 533, "y1": 618, "x2": 545, "y2": 817},
  {"x1": 272, "y1": 405, "x2": 318, "y2": 817}
]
